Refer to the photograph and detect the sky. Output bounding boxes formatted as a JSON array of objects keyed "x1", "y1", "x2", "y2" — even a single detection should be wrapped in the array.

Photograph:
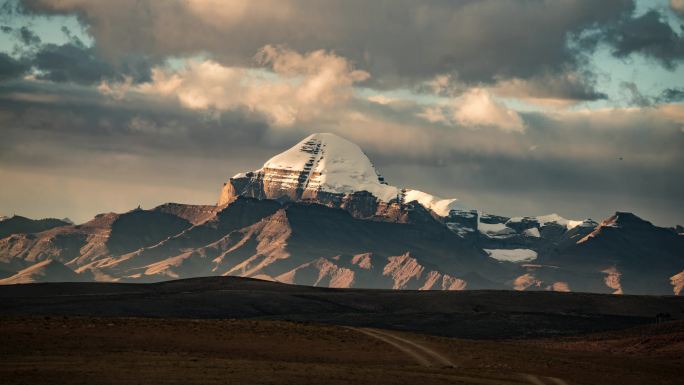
[{"x1": 0, "y1": 0, "x2": 683, "y2": 226}]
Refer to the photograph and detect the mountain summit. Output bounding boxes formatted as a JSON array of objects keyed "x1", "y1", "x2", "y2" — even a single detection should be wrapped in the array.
[{"x1": 219, "y1": 133, "x2": 462, "y2": 217}]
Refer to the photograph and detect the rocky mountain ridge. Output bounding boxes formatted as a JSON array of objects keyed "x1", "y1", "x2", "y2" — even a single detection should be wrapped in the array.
[{"x1": 1, "y1": 133, "x2": 682, "y2": 294}]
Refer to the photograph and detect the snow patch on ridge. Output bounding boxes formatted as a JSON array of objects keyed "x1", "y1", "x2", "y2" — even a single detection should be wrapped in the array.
[
  {"x1": 484, "y1": 248, "x2": 538, "y2": 262},
  {"x1": 478, "y1": 221, "x2": 515, "y2": 238},
  {"x1": 523, "y1": 227, "x2": 541, "y2": 237},
  {"x1": 403, "y1": 190, "x2": 461, "y2": 216}
]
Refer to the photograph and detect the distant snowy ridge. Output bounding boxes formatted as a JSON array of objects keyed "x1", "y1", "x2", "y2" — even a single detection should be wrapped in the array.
[
  {"x1": 507, "y1": 214, "x2": 584, "y2": 230},
  {"x1": 473, "y1": 212, "x2": 591, "y2": 239}
]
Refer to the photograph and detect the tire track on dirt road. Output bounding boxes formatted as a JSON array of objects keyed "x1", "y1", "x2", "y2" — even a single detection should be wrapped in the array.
[{"x1": 347, "y1": 327, "x2": 570, "y2": 385}]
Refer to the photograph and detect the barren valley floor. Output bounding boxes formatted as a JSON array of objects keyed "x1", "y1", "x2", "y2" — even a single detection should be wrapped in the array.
[
  {"x1": 0, "y1": 316, "x2": 682, "y2": 385},
  {"x1": 1, "y1": 277, "x2": 682, "y2": 385}
]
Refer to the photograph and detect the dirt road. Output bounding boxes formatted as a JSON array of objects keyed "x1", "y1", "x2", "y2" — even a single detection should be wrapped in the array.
[{"x1": 348, "y1": 327, "x2": 569, "y2": 385}]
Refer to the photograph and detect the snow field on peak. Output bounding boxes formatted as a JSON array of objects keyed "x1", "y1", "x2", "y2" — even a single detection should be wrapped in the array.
[{"x1": 249, "y1": 133, "x2": 462, "y2": 216}]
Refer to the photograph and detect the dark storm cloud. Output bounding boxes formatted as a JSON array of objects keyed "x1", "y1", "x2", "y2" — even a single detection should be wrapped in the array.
[
  {"x1": 658, "y1": 87, "x2": 684, "y2": 102},
  {"x1": 18, "y1": 25, "x2": 40, "y2": 45},
  {"x1": 0, "y1": 0, "x2": 21, "y2": 16},
  {"x1": 18, "y1": 21, "x2": 155, "y2": 85},
  {"x1": 30, "y1": 42, "x2": 116, "y2": 84},
  {"x1": 26, "y1": 42, "x2": 152, "y2": 84},
  {"x1": 0, "y1": 21, "x2": 155, "y2": 85},
  {"x1": 620, "y1": 81, "x2": 652, "y2": 107},
  {"x1": 0, "y1": 80, "x2": 271, "y2": 162},
  {"x1": 0, "y1": 52, "x2": 27, "y2": 80},
  {"x1": 580, "y1": 10, "x2": 684, "y2": 70},
  {"x1": 19, "y1": 0, "x2": 632, "y2": 97},
  {"x1": 28, "y1": 42, "x2": 152, "y2": 85},
  {"x1": 0, "y1": 18, "x2": 156, "y2": 84},
  {"x1": 0, "y1": 79, "x2": 277, "y2": 220}
]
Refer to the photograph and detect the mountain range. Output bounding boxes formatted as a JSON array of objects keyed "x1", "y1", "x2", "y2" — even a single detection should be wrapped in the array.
[{"x1": 1, "y1": 133, "x2": 682, "y2": 295}]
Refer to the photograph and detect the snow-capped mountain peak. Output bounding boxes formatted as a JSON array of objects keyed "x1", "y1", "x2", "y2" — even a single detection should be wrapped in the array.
[
  {"x1": 221, "y1": 132, "x2": 462, "y2": 216},
  {"x1": 261, "y1": 132, "x2": 395, "y2": 200}
]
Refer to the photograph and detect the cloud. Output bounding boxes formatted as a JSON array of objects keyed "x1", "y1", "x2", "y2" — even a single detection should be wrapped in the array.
[
  {"x1": 0, "y1": 22, "x2": 155, "y2": 86},
  {"x1": 620, "y1": 81, "x2": 652, "y2": 107},
  {"x1": 20, "y1": 0, "x2": 633, "y2": 89},
  {"x1": 490, "y1": 70, "x2": 607, "y2": 106},
  {"x1": 581, "y1": 10, "x2": 684, "y2": 70},
  {"x1": 132, "y1": 45, "x2": 368, "y2": 127},
  {"x1": 451, "y1": 88, "x2": 525, "y2": 133},
  {"x1": 0, "y1": 52, "x2": 28, "y2": 81},
  {"x1": 18, "y1": 26, "x2": 40, "y2": 45},
  {"x1": 417, "y1": 88, "x2": 525, "y2": 133},
  {"x1": 658, "y1": 87, "x2": 684, "y2": 102},
  {"x1": 0, "y1": 22, "x2": 156, "y2": 86},
  {"x1": 28, "y1": 42, "x2": 153, "y2": 85},
  {"x1": 416, "y1": 67, "x2": 607, "y2": 110},
  {"x1": 31, "y1": 42, "x2": 115, "y2": 83}
]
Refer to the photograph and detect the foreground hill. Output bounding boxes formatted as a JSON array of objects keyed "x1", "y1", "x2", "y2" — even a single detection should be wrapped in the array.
[{"x1": 1, "y1": 276, "x2": 682, "y2": 339}]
